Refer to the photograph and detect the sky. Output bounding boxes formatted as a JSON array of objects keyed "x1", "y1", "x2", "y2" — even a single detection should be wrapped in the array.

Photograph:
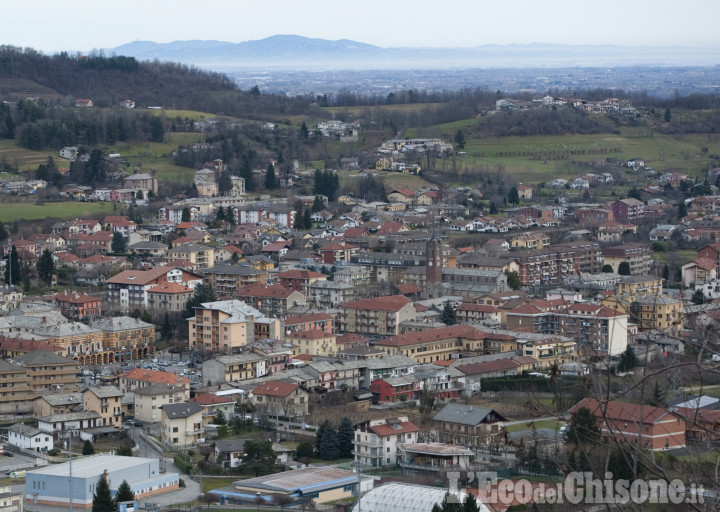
[{"x1": 7, "y1": 0, "x2": 720, "y2": 53}]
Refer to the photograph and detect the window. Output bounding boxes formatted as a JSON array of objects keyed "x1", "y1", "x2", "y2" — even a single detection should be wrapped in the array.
[{"x1": 173, "y1": 427, "x2": 178, "y2": 433}]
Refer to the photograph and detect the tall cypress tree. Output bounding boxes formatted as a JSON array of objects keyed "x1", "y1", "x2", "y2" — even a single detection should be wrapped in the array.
[{"x1": 337, "y1": 417, "x2": 354, "y2": 458}]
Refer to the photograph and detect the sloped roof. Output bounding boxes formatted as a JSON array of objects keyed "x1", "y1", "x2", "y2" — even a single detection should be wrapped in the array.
[{"x1": 432, "y1": 403, "x2": 507, "y2": 426}]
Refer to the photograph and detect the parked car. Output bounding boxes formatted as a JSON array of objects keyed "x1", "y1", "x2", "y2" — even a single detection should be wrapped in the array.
[
  {"x1": 4, "y1": 451, "x2": 13, "y2": 457},
  {"x1": 133, "y1": 421, "x2": 142, "y2": 427}
]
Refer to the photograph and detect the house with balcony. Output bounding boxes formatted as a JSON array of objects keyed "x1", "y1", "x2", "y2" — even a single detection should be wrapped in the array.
[
  {"x1": 432, "y1": 403, "x2": 507, "y2": 445},
  {"x1": 162, "y1": 402, "x2": 204, "y2": 448},
  {"x1": 370, "y1": 375, "x2": 420, "y2": 404},
  {"x1": 83, "y1": 386, "x2": 123, "y2": 428},
  {"x1": 167, "y1": 243, "x2": 215, "y2": 270},
  {"x1": 287, "y1": 329, "x2": 337, "y2": 357},
  {"x1": 188, "y1": 300, "x2": 283, "y2": 353},
  {"x1": 337, "y1": 295, "x2": 416, "y2": 336},
  {"x1": 134, "y1": 383, "x2": 190, "y2": 423},
  {"x1": 106, "y1": 266, "x2": 202, "y2": 312},
  {"x1": 188, "y1": 393, "x2": 236, "y2": 425},
  {"x1": 251, "y1": 382, "x2": 310, "y2": 420},
  {"x1": 353, "y1": 416, "x2": 419, "y2": 468},
  {"x1": 235, "y1": 284, "x2": 307, "y2": 317},
  {"x1": 202, "y1": 353, "x2": 267, "y2": 385},
  {"x1": 201, "y1": 263, "x2": 267, "y2": 297}
]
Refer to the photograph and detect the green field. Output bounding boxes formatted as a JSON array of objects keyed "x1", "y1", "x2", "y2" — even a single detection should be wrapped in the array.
[{"x1": 0, "y1": 201, "x2": 116, "y2": 223}]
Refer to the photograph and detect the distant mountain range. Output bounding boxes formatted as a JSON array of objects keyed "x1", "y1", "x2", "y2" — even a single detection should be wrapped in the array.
[{"x1": 107, "y1": 35, "x2": 720, "y2": 70}]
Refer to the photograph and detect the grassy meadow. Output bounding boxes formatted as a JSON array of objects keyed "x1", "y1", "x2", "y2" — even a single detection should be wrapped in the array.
[{"x1": 0, "y1": 201, "x2": 116, "y2": 223}]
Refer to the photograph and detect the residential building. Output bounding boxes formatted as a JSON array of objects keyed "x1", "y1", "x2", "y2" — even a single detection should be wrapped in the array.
[
  {"x1": 188, "y1": 300, "x2": 283, "y2": 353},
  {"x1": 251, "y1": 382, "x2": 309, "y2": 419},
  {"x1": 308, "y1": 280, "x2": 355, "y2": 309},
  {"x1": 274, "y1": 269, "x2": 328, "y2": 295},
  {"x1": 106, "y1": 266, "x2": 202, "y2": 312},
  {"x1": 370, "y1": 375, "x2": 420, "y2": 403},
  {"x1": 50, "y1": 292, "x2": 102, "y2": 321},
  {"x1": 235, "y1": 284, "x2": 307, "y2": 317},
  {"x1": 32, "y1": 392, "x2": 82, "y2": 418},
  {"x1": 134, "y1": 383, "x2": 190, "y2": 423},
  {"x1": 202, "y1": 264, "x2": 267, "y2": 297},
  {"x1": 167, "y1": 243, "x2": 215, "y2": 270},
  {"x1": 187, "y1": 393, "x2": 236, "y2": 425},
  {"x1": 116, "y1": 368, "x2": 190, "y2": 394},
  {"x1": 432, "y1": 403, "x2": 507, "y2": 445},
  {"x1": 146, "y1": 282, "x2": 195, "y2": 312},
  {"x1": 396, "y1": 442, "x2": 475, "y2": 472},
  {"x1": 284, "y1": 312, "x2": 334, "y2": 334},
  {"x1": 287, "y1": 329, "x2": 337, "y2": 357},
  {"x1": 602, "y1": 243, "x2": 651, "y2": 276},
  {"x1": 8, "y1": 423, "x2": 53, "y2": 452},
  {"x1": 161, "y1": 402, "x2": 205, "y2": 448},
  {"x1": 337, "y1": 295, "x2": 416, "y2": 335},
  {"x1": 611, "y1": 198, "x2": 645, "y2": 221},
  {"x1": 354, "y1": 416, "x2": 419, "y2": 468},
  {"x1": 202, "y1": 353, "x2": 267, "y2": 385},
  {"x1": 82, "y1": 386, "x2": 123, "y2": 428},
  {"x1": 16, "y1": 351, "x2": 80, "y2": 396},
  {"x1": 0, "y1": 359, "x2": 32, "y2": 414}
]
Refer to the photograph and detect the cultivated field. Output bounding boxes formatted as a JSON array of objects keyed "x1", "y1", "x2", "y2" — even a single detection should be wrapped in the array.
[{"x1": 0, "y1": 201, "x2": 116, "y2": 223}]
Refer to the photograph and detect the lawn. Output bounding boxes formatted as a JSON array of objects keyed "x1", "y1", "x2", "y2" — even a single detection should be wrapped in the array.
[
  {"x1": 652, "y1": 249, "x2": 696, "y2": 267},
  {"x1": 201, "y1": 476, "x2": 240, "y2": 493},
  {"x1": 0, "y1": 201, "x2": 117, "y2": 222},
  {"x1": 504, "y1": 419, "x2": 564, "y2": 433}
]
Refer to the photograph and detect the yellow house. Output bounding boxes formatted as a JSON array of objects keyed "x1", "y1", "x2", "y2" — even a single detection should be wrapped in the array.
[
  {"x1": 134, "y1": 383, "x2": 190, "y2": 423},
  {"x1": 83, "y1": 386, "x2": 123, "y2": 428},
  {"x1": 161, "y1": 402, "x2": 204, "y2": 448},
  {"x1": 517, "y1": 337, "x2": 576, "y2": 368},
  {"x1": 167, "y1": 243, "x2": 215, "y2": 269},
  {"x1": 287, "y1": 329, "x2": 337, "y2": 357},
  {"x1": 511, "y1": 232, "x2": 551, "y2": 250}
]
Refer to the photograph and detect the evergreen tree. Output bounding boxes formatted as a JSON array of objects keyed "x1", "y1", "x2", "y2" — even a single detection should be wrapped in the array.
[
  {"x1": 36, "y1": 248, "x2": 56, "y2": 286},
  {"x1": 92, "y1": 474, "x2": 114, "y2": 512},
  {"x1": 114, "y1": 480, "x2": 135, "y2": 504},
  {"x1": 312, "y1": 195, "x2": 325, "y2": 213},
  {"x1": 692, "y1": 289, "x2": 706, "y2": 305},
  {"x1": 218, "y1": 171, "x2": 233, "y2": 196},
  {"x1": 213, "y1": 409, "x2": 227, "y2": 425},
  {"x1": 293, "y1": 205, "x2": 305, "y2": 230},
  {"x1": 662, "y1": 264, "x2": 670, "y2": 281},
  {"x1": 507, "y1": 186, "x2": 520, "y2": 205},
  {"x1": 315, "y1": 419, "x2": 328, "y2": 454},
  {"x1": 336, "y1": 417, "x2": 354, "y2": 459},
  {"x1": 161, "y1": 312, "x2": 173, "y2": 339},
  {"x1": 4, "y1": 245, "x2": 20, "y2": 286},
  {"x1": 0, "y1": 223, "x2": 7, "y2": 242},
  {"x1": 566, "y1": 406, "x2": 601, "y2": 447},
  {"x1": 489, "y1": 202, "x2": 498, "y2": 215},
  {"x1": 506, "y1": 270, "x2": 521, "y2": 290},
  {"x1": 648, "y1": 381, "x2": 667, "y2": 407},
  {"x1": 82, "y1": 439, "x2": 96, "y2": 455},
  {"x1": 454, "y1": 130, "x2": 466, "y2": 150},
  {"x1": 303, "y1": 208, "x2": 312, "y2": 229},
  {"x1": 265, "y1": 163, "x2": 277, "y2": 189},
  {"x1": 216, "y1": 206, "x2": 226, "y2": 222},
  {"x1": 617, "y1": 345, "x2": 639, "y2": 373},
  {"x1": 181, "y1": 207, "x2": 191, "y2": 222},
  {"x1": 617, "y1": 261, "x2": 631, "y2": 275},
  {"x1": 243, "y1": 440, "x2": 277, "y2": 476},
  {"x1": 299, "y1": 122, "x2": 309, "y2": 139},
  {"x1": 318, "y1": 420, "x2": 339, "y2": 460},
  {"x1": 140, "y1": 310, "x2": 152, "y2": 323},
  {"x1": 678, "y1": 201, "x2": 688, "y2": 219},
  {"x1": 183, "y1": 283, "x2": 217, "y2": 318},
  {"x1": 602, "y1": 264, "x2": 614, "y2": 273},
  {"x1": 664, "y1": 107, "x2": 672, "y2": 123},
  {"x1": 111, "y1": 232, "x2": 127, "y2": 253},
  {"x1": 441, "y1": 301, "x2": 457, "y2": 326}
]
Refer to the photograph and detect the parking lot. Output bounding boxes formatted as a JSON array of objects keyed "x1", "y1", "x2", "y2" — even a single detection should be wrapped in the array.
[{"x1": 81, "y1": 352, "x2": 205, "y2": 386}]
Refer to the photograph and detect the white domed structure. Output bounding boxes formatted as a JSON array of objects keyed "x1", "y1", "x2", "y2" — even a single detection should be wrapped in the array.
[{"x1": 352, "y1": 482, "x2": 486, "y2": 512}]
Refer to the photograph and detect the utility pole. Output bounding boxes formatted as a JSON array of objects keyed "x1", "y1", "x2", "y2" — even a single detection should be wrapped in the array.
[{"x1": 68, "y1": 427, "x2": 76, "y2": 512}]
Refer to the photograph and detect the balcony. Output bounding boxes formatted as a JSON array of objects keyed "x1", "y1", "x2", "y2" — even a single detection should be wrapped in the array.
[
  {"x1": 354, "y1": 439, "x2": 382, "y2": 448},
  {"x1": 186, "y1": 428, "x2": 204, "y2": 435}
]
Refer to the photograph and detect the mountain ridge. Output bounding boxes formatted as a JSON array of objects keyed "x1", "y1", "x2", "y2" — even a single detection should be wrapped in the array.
[{"x1": 104, "y1": 35, "x2": 720, "y2": 70}]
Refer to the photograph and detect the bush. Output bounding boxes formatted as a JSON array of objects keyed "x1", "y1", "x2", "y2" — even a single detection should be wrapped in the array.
[
  {"x1": 179, "y1": 478, "x2": 186, "y2": 488},
  {"x1": 173, "y1": 455, "x2": 192, "y2": 474},
  {"x1": 47, "y1": 448, "x2": 60, "y2": 456}
]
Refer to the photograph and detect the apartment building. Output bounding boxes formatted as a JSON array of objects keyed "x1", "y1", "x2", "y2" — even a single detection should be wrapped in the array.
[
  {"x1": 337, "y1": 295, "x2": 416, "y2": 336},
  {"x1": 287, "y1": 329, "x2": 337, "y2": 357},
  {"x1": 202, "y1": 353, "x2": 267, "y2": 384},
  {"x1": 235, "y1": 284, "x2": 307, "y2": 317},
  {"x1": 602, "y1": 243, "x2": 651, "y2": 276},
  {"x1": 162, "y1": 402, "x2": 204, "y2": 448},
  {"x1": 167, "y1": 243, "x2": 215, "y2": 270},
  {"x1": 201, "y1": 263, "x2": 267, "y2": 297},
  {"x1": 354, "y1": 416, "x2": 419, "y2": 468},
  {"x1": 134, "y1": 383, "x2": 190, "y2": 423},
  {"x1": 106, "y1": 266, "x2": 202, "y2": 312},
  {"x1": 188, "y1": 300, "x2": 283, "y2": 353},
  {"x1": 374, "y1": 325, "x2": 485, "y2": 363},
  {"x1": 83, "y1": 386, "x2": 123, "y2": 428}
]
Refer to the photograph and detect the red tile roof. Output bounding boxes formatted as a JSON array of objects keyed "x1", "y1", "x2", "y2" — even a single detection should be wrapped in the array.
[
  {"x1": 341, "y1": 294, "x2": 411, "y2": 312},
  {"x1": 252, "y1": 382, "x2": 299, "y2": 397},
  {"x1": 371, "y1": 421, "x2": 420, "y2": 436},
  {"x1": 147, "y1": 283, "x2": 193, "y2": 294},
  {"x1": 188, "y1": 393, "x2": 235, "y2": 405},
  {"x1": 119, "y1": 368, "x2": 191, "y2": 386},
  {"x1": 375, "y1": 325, "x2": 485, "y2": 348},
  {"x1": 285, "y1": 312, "x2": 334, "y2": 325},
  {"x1": 237, "y1": 284, "x2": 297, "y2": 299},
  {"x1": 569, "y1": 397, "x2": 673, "y2": 425}
]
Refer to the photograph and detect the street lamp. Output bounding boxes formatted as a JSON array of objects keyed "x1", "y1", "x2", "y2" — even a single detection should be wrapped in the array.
[{"x1": 67, "y1": 426, "x2": 77, "y2": 512}]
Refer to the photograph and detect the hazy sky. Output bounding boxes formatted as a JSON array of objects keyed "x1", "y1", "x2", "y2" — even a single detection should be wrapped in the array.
[{"x1": 8, "y1": 0, "x2": 720, "y2": 53}]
